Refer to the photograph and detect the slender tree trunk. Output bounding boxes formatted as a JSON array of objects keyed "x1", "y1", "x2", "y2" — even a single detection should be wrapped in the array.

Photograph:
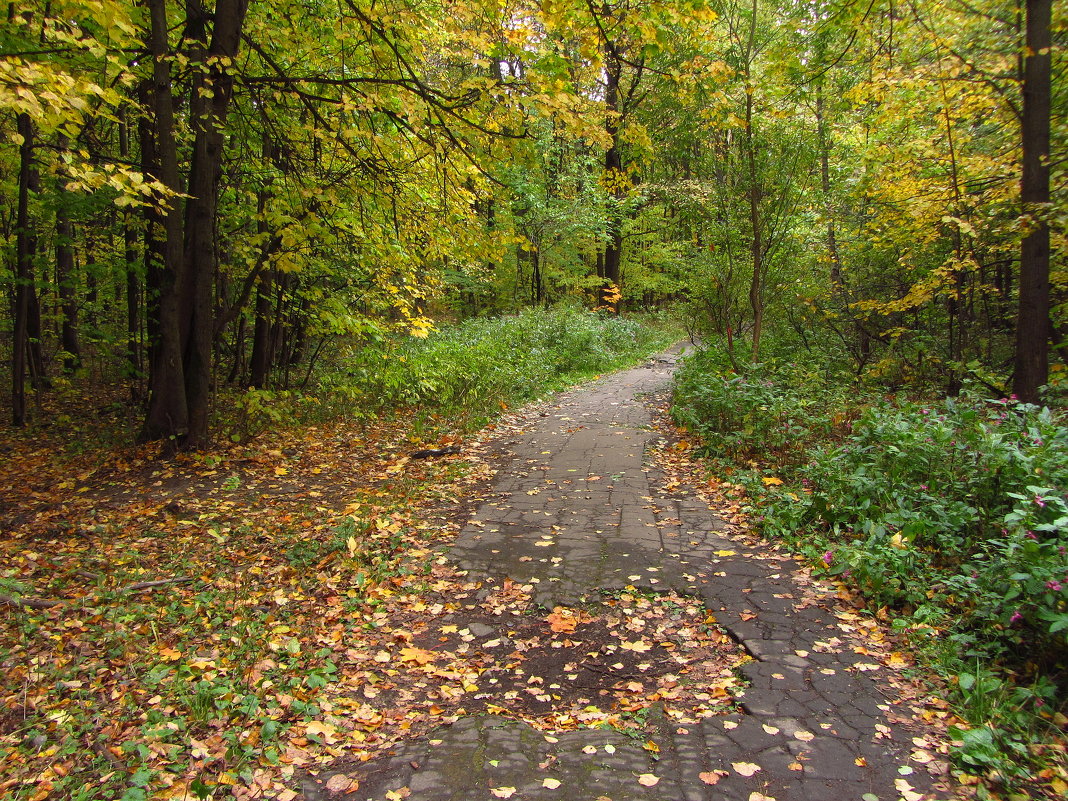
[
  {"x1": 602, "y1": 52, "x2": 623, "y2": 310},
  {"x1": 1013, "y1": 0, "x2": 1051, "y2": 403},
  {"x1": 744, "y1": 0, "x2": 763, "y2": 363},
  {"x1": 249, "y1": 273, "x2": 274, "y2": 388},
  {"x1": 745, "y1": 81, "x2": 763, "y2": 362},
  {"x1": 56, "y1": 134, "x2": 81, "y2": 371},
  {"x1": 815, "y1": 86, "x2": 843, "y2": 289},
  {"x1": 12, "y1": 115, "x2": 33, "y2": 425},
  {"x1": 119, "y1": 110, "x2": 142, "y2": 387}
]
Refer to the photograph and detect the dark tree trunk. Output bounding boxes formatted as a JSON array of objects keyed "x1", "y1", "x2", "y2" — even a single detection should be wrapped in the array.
[
  {"x1": 1013, "y1": 0, "x2": 1051, "y2": 403},
  {"x1": 602, "y1": 51, "x2": 623, "y2": 309},
  {"x1": 141, "y1": 0, "x2": 191, "y2": 443},
  {"x1": 56, "y1": 134, "x2": 82, "y2": 371},
  {"x1": 249, "y1": 272, "x2": 274, "y2": 388},
  {"x1": 180, "y1": 0, "x2": 249, "y2": 446},
  {"x1": 120, "y1": 109, "x2": 142, "y2": 388},
  {"x1": 139, "y1": 82, "x2": 163, "y2": 379},
  {"x1": 12, "y1": 114, "x2": 34, "y2": 425},
  {"x1": 141, "y1": 0, "x2": 249, "y2": 447}
]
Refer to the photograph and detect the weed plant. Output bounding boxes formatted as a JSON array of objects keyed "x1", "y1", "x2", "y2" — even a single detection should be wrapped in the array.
[{"x1": 673, "y1": 344, "x2": 1068, "y2": 789}]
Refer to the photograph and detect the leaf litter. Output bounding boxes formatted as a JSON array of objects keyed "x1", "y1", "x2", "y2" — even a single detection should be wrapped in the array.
[{"x1": 0, "y1": 405, "x2": 748, "y2": 801}]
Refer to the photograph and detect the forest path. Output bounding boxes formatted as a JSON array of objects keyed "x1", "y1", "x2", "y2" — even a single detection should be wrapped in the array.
[{"x1": 304, "y1": 345, "x2": 950, "y2": 801}]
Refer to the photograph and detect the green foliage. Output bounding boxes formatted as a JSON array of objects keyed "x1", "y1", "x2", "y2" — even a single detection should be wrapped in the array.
[
  {"x1": 315, "y1": 308, "x2": 679, "y2": 426},
  {"x1": 672, "y1": 347, "x2": 853, "y2": 468},
  {"x1": 673, "y1": 348, "x2": 1068, "y2": 785}
]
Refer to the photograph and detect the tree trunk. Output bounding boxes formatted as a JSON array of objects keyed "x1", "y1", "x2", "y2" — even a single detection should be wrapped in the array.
[
  {"x1": 12, "y1": 114, "x2": 33, "y2": 425},
  {"x1": 141, "y1": 0, "x2": 249, "y2": 447},
  {"x1": 1012, "y1": 0, "x2": 1051, "y2": 403},
  {"x1": 744, "y1": 0, "x2": 763, "y2": 363},
  {"x1": 119, "y1": 109, "x2": 142, "y2": 389},
  {"x1": 249, "y1": 272, "x2": 274, "y2": 388},
  {"x1": 56, "y1": 134, "x2": 82, "y2": 371},
  {"x1": 141, "y1": 0, "x2": 190, "y2": 443},
  {"x1": 745, "y1": 82, "x2": 763, "y2": 363},
  {"x1": 180, "y1": 0, "x2": 249, "y2": 446},
  {"x1": 602, "y1": 51, "x2": 623, "y2": 310}
]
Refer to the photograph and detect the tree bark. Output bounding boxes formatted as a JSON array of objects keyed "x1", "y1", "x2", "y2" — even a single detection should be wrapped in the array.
[
  {"x1": 141, "y1": 0, "x2": 249, "y2": 447},
  {"x1": 602, "y1": 47, "x2": 623, "y2": 308},
  {"x1": 56, "y1": 134, "x2": 82, "y2": 372},
  {"x1": 180, "y1": 0, "x2": 249, "y2": 446},
  {"x1": 1012, "y1": 0, "x2": 1051, "y2": 403},
  {"x1": 12, "y1": 113, "x2": 33, "y2": 425},
  {"x1": 142, "y1": 0, "x2": 190, "y2": 443}
]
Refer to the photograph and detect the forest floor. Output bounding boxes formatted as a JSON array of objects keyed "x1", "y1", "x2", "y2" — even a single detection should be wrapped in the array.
[{"x1": 0, "y1": 354, "x2": 990, "y2": 801}]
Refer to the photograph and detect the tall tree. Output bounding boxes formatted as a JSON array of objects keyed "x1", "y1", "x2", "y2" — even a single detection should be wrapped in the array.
[{"x1": 1013, "y1": 0, "x2": 1052, "y2": 402}]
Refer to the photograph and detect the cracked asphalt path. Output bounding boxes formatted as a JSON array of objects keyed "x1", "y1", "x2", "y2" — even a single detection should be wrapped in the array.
[{"x1": 304, "y1": 346, "x2": 948, "y2": 801}]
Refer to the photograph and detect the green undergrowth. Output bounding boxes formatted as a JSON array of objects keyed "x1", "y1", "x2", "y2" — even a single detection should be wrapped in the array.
[
  {"x1": 672, "y1": 344, "x2": 1068, "y2": 795},
  {"x1": 227, "y1": 307, "x2": 681, "y2": 439}
]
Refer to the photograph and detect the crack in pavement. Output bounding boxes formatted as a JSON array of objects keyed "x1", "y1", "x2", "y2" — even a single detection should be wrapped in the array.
[{"x1": 304, "y1": 345, "x2": 950, "y2": 801}]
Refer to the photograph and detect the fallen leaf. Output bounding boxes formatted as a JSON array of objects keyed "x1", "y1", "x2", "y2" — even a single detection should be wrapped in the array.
[
  {"x1": 325, "y1": 774, "x2": 354, "y2": 793},
  {"x1": 895, "y1": 779, "x2": 923, "y2": 801},
  {"x1": 699, "y1": 770, "x2": 728, "y2": 785},
  {"x1": 732, "y1": 762, "x2": 761, "y2": 777},
  {"x1": 542, "y1": 778, "x2": 561, "y2": 789},
  {"x1": 490, "y1": 788, "x2": 517, "y2": 799},
  {"x1": 793, "y1": 730, "x2": 815, "y2": 742},
  {"x1": 749, "y1": 794, "x2": 776, "y2": 801},
  {"x1": 637, "y1": 774, "x2": 660, "y2": 787},
  {"x1": 547, "y1": 607, "x2": 578, "y2": 633},
  {"x1": 398, "y1": 647, "x2": 436, "y2": 665}
]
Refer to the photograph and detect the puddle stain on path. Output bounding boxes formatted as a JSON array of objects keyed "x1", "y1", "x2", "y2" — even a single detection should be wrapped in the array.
[{"x1": 304, "y1": 346, "x2": 954, "y2": 801}]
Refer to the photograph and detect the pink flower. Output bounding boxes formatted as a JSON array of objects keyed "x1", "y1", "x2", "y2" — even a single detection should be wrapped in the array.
[
  {"x1": 1046, "y1": 580, "x2": 1062, "y2": 592},
  {"x1": 1010, "y1": 611, "x2": 1023, "y2": 624},
  {"x1": 822, "y1": 551, "x2": 834, "y2": 566}
]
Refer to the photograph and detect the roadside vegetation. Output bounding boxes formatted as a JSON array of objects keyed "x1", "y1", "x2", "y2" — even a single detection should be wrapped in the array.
[{"x1": 672, "y1": 340, "x2": 1068, "y2": 798}]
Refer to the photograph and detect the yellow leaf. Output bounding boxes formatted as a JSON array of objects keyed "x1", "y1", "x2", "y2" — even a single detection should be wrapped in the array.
[
  {"x1": 305, "y1": 721, "x2": 338, "y2": 743},
  {"x1": 637, "y1": 774, "x2": 659, "y2": 787},
  {"x1": 399, "y1": 647, "x2": 436, "y2": 665},
  {"x1": 490, "y1": 788, "x2": 516, "y2": 798},
  {"x1": 761, "y1": 476, "x2": 784, "y2": 486},
  {"x1": 732, "y1": 762, "x2": 761, "y2": 777}
]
